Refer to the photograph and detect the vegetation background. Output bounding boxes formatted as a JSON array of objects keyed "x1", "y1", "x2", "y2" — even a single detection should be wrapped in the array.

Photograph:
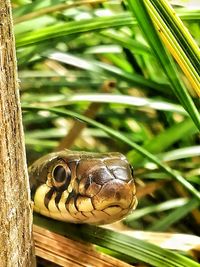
[{"x1": 12, "y1": 0, "x2": 199, "y2": 266}]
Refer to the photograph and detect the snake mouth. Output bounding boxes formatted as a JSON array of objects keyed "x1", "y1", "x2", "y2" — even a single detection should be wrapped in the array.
[{"x1": 70, "y1": 178, "x2": 137, "y2": 224}]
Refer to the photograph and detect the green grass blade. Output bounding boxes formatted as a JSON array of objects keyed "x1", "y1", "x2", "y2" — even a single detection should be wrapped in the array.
[
  {"x1": 149, "y1": 198, "x2": 199, "y2": 231},
  {"x1": 16, "y1": 13, "x2": 136, "y2": 47},
  {"x1": 22, "y1": 93, "x2": 186, "y2": 114},
  {"x1": 160, "y1": 146, "x2": 200, "y2": 161},
  {"x1": 22, "y1": 105, "x2": 200, "y2": 200},
  {"x1": 65, "y1": 94, "x2": 186, "y2": 113},
  {"x1": 25, "y1": 138, "x2": 58, "y2": 148},
  {"x1": 46, "y1": 51, "x2": 168, "y2": 91},
  {"x1": 176, "y1": 8, "x2": 200, "y2": 20},
  {"x1": 13, "y1": 0, "x2": 62, "y2": 18},
  {"x1": 126, "y1": 0, "x2": 200, "y2": 131},
  {"x1": 153, "y1": 0, "x2": 200, "y2": 76},
  {"x1": 14, "y1": 16, "x2": 57, "y2": 35},
  {"x1": 128, "y1": 118, "x2": 197, "y2": 165},
  {"x1": 125, "y1": 198, "x2": 188, "y2": 224},
  {"x1": 100, "y1": 30, "x2": 152, "y2": 55},
  {"x1": 33, "y1": 214, "x2": 199, "y2": 267},
  {"x1": 147, "y1": 0, "x2": 200, "y2": 96}
]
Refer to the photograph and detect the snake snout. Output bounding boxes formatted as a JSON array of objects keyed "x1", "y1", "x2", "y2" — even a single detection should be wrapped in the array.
[
  {"x1": 77, "y1": 157, "x2": 137, "y2": 223},
  {"x1": 92, "y1": 179, "x2": 136, "y2": 211}
]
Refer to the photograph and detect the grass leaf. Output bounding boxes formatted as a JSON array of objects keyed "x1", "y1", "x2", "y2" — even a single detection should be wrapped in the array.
[
  {"x1": 33, "y1": 214, "x2": 199, "y2": 267},
  {"x1": 127, "y1": 0, "x2": 200, "y2": 130}
]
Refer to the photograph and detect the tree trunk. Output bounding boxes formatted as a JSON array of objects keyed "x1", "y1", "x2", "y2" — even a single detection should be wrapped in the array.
[{"x1": 0, "y1": 1, "x2": 35, "y2": 266}]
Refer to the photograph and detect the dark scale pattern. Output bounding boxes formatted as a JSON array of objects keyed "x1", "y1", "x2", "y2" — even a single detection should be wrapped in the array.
[{"x1": 44, "y1": 188, "x2": 54, "y2": 210}]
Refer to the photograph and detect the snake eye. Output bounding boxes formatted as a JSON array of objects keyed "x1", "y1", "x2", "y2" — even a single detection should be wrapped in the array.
[{"x1": 52, "y1": 164, "x2": 71, "y2": 188}]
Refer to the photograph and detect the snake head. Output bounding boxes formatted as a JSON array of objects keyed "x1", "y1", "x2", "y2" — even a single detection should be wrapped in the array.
[{"x1": 29, "y1": 150, "x2": 137, "y2": 225}]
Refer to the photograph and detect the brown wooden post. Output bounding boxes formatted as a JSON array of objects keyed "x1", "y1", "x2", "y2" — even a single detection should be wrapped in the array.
[{"x1": 0, "y1": 1, "x2": 35, "y2": 266}]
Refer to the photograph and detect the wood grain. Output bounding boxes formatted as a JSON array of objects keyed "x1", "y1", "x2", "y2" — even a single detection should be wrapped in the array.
[
  {"x1": 33, "y1": 225, "x2": 133, "y2": 267},
  {"x1": 0, "y1": 1, "x2": 35, "y2": 266}
]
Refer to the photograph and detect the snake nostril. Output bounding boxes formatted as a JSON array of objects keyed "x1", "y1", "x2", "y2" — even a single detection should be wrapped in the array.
[{"x1": 115, "y1": 191, "x2": 121, "y2": 201}]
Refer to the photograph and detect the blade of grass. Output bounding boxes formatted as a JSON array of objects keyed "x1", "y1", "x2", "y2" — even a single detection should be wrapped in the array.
[
  {"x1": 15, "y1": 13, "x2": 137, "y2": 47},
  {"x1": 160, "y1": 146, "x2": 200, "y2": 162},
  {"x1": 152, "y1": 0, "x2": 200, "y2": 76},
  {"x1": 127, "y1": 0, "x2": 200, "y2": 130},
  {"x1": 22, "y1": 93, "x2": 186, "y2": 114},
  {"x1": 25, "y1": 127, "x2": 108, "y2": 140},
  {"x1": 13, "y1": 0, "x2": 63, "y2": 18},
  {"x1": 33, "y1": 214, "x2": 199, "y2": 267},
  {"x1": 14, "y1": 16, "x2": 57, "y2": 35},
  {"x1": 14, "y1": 0, "x2": 108, "y2": 24},
  {"x1": 22, "y1": 105, "x2": 200, "y2": 200},
  {"x1": 125, "y1": 198, "x2": 188, "y2": 225},
  {"x1": 176, "y1": 8, "x2": 200, "y2": 20},
  {"x1": 146, "y1": 0, "x2": 200, "y2": 96},
  {"x1": 20, "y1": 77, "x2": 104, "y2": 89},
  {"x1": 127, "y1": 118, "x2": 197, "y2": 165},
  {"x1": 46, "y1": 51, "x2": 169, "y2": 91},
  {"x1": 103, "y1": 53, "x2": 134, "y2": 73},
  {"x1": 25, "y1": 138, "x2": 58, "y2": 148},
  {"x1": 149, "y1": 198, "x2": 199, "y2": 231},
  {"x1": 100, "y1": 30, "x2": 152, "y2": 55},
  {"x1": 65, "y1": 94, "x2": 185, "y2": 114}
]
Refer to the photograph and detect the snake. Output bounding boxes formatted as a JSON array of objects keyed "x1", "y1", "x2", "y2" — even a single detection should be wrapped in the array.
[{"x1": 29, "y1": 150, "x2": 137, "y2": 225}]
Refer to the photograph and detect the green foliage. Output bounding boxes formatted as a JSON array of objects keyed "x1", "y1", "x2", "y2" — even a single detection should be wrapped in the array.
[{"x1": 13, "y1": 0, "x2": 200, "y2": 266}]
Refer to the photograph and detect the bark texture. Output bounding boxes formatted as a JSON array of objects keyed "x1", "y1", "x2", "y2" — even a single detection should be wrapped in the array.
[{"x1": 0, "y1": 1, "x2": 35, "y2": 266}]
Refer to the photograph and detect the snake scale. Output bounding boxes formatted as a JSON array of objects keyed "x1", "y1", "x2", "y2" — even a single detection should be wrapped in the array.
[{"x1": 29, "y1": 150, "x2": 137, "y2": 225}]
